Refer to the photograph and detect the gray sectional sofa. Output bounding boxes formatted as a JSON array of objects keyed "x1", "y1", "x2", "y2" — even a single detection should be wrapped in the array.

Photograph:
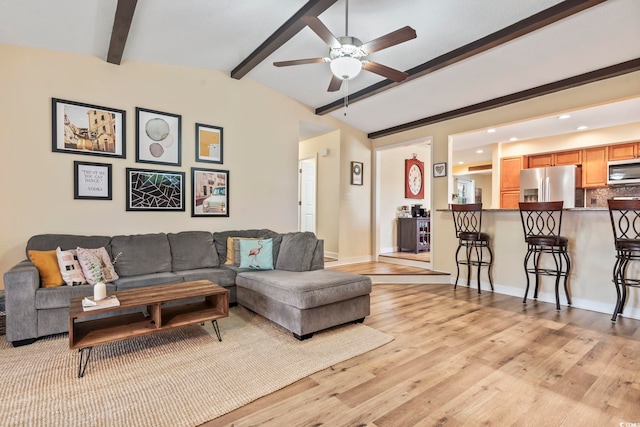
[{"x1": 4, "y1": 229, "x2": 371, "y2": 345}]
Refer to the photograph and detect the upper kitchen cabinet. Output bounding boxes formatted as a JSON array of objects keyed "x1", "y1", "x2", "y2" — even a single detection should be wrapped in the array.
[
  {"x1": 582, "y1": 146, "x2": 608, "y2": 188},
  {"x1": 608, "y1": 142, "x2": 639, "y2": 161},
  {"x1": 500, "y1": 156, "x2": 527, "y2": 208},
  {"x1": 528, "y1": 150, "x2": 582, "y2": 168}
]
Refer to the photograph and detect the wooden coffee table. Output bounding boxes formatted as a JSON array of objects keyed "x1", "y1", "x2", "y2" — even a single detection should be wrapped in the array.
[{"x1": 69, "y1": 280, "x2": 229, "y2": 377}]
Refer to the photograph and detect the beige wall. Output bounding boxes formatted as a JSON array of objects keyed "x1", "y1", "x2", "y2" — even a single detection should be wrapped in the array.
[
  {"x1": 299, "y1": 130, "x2": 341, "y2": 256},
  {"x1": 0, "y1": 44, "x2": 370, "y2": 288},
  {"x1": 378, "y1": 145, "x2": 431, "y2": 252}
]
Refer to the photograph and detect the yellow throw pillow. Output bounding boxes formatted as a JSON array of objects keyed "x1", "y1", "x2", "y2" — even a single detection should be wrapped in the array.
[
  {"x1": 225, "y1": 236, "x2": 236, "y2": 265},
  {"x1": 28, "y1": 249, "x2": 65, "y2": 288}
]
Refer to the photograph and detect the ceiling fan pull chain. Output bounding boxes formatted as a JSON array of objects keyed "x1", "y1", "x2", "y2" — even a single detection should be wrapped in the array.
[{"x1": 344, "y1": 78, "x2": 349, "y2": 115}]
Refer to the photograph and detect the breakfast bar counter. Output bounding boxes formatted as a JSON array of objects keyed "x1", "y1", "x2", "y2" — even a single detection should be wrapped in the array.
[{"x1": 435, "y1": 207, "x2": 640, "y2": 320}]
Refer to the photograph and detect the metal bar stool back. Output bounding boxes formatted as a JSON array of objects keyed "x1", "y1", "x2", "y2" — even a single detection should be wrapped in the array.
[
  {"x1": 451, "y1": 203, "x2": 494, "y2": 293},
  {"x1": 518, "y1": 201, "x2": 571, "y2": 310},
  {"x1": 607, "y1": 199, "x2": 640, "y2": 321}
]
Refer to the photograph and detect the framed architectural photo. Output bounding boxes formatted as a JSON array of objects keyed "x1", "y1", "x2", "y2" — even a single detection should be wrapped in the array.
[
  {"x1": 74, "y1": 161, "x2": 112, "y2": 200},
  {"x1": 191, "y1": 167, "x2": 229, "y2": 217},
  {"x1": 52, "y1": 98, "x2": 126, "y2": 158},
  {"x1": 126, "y1": 168, "x2": 185, "y2": 211},
  {"x1": 136, "y1": 107, "x2": 182, "y2": 166},
  {"x1": 351, "y1": 161, "x2": 363, "y2": 185},
  {"x1": 433, "y1": 162, "x2": 447, "y2": 177},
  {"x1": 196, "y1": 123, "x2": 223, "y2": 164}
]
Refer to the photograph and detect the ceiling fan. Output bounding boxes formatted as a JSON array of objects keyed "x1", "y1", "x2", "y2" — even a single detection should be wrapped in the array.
[{"x1": 274, "y1": 0, "x2": 417, "y2": 92}]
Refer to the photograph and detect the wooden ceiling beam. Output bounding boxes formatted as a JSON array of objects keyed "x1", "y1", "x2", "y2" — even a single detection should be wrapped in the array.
[
  {"x1": 231, "y1": 0, "x2": 338, "y2": 80},
  {"x1": 368, "y1": 58, "x2": 640, "y2": 139},
  {"x1": 316, "y1": 0, "x2": 607, "y2": 115},
  {"x1": 107, "y1": 0, "x2": 138, "y2": 65}
]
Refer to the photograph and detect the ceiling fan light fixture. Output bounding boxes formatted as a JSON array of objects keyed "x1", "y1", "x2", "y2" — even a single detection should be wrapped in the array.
[{"x1": 330, "y1": 56, "x2": 362, "y2": 80}]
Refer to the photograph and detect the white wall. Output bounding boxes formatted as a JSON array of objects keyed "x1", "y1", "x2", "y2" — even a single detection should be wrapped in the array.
[
  {"x1": 378, "y1": 145, "x2": 431, "y2": 252},
  {"x1": 0, "y1": 44, "x2": 370, "y2": 288}
]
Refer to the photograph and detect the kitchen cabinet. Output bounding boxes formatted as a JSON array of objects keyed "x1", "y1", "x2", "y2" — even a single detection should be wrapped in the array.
[
  {"x1": 528, "y1": 150, "x2": 581, "y2": 168},
  {"x1": 500, "y1": 156, "x2": 526, "y2": 208},
  {"x1": 608, "y1": 142, "x2": 637, "y2": 161},
  {"x1": 501, "y1": 191, "x2": 520, "y2": 209},
  {"x1": 582, "y1": 146, "x2": 608, "y2": 188},
  {"x1": 397, "y1": 217, "x2": 430, "y2": 253}
]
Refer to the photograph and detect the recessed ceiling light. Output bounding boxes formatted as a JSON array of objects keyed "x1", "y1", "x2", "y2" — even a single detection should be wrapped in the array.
[
  {"x1": 487, "y1": 129, "x2": 496, "y2": 133},
  {"x1": 558, "y1": 114, "x2": 571, "y2": 119},
  {"x1": 509, "y1": 137, "x2": 518, "y2": 142},
  {"x1": 458, "y1": 161, "x2": 464, "y2": 164},
  {"x1": 577, "y1": 125, "x2": 588, "y2": 130},
  {"x1": 476, "y1": 149, "x2": 483, "y2": 154}
]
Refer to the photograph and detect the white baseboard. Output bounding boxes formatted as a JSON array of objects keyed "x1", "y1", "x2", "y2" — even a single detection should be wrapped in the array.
[
  {"x1": 379, "y1": 246, "x2": 397, "y2": 254},
  {"x1": 378, "y1": 256, "x2": 432, "y2": 269},
  {"x1": 323, "y1": 251, "x2": 338, "y2": 260},
  {"x1": 448, "y1": 276, "x2": 640, "y2": 321},
  {"x1": 325, "y1": 255, "x2": 373, "y2": 267}
]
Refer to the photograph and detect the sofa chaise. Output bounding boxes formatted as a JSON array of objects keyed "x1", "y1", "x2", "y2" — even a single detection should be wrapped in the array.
[{"x1": 4, "y1": 229, "x2": 371, "y2": 345}]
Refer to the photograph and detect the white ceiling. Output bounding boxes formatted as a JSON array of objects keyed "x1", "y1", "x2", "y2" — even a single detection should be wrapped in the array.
[{"x1": 1, "y1": 0, "x2": 638, "y2": 142}]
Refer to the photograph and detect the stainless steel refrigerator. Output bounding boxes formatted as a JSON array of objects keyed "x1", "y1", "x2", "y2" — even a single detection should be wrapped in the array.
[{"x1": 520, "y1": 165, "x2": 584, "y2": 208}]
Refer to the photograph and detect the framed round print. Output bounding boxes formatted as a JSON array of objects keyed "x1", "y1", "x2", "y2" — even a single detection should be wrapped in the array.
[{"x1": 405, "y1": 157, "x2": 424, "y2": 199}]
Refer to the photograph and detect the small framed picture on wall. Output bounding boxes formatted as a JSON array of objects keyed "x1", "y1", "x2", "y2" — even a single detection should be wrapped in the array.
[
  {"x1": 351, "y1": 161, "x2": 363, "y2": 185},
  {"x1": 74, "y1": 161, "x2": 112, "y2": 200}
]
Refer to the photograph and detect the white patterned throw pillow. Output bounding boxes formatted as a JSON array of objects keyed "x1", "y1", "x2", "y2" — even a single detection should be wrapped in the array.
[
  {"x1": 56, "y1": 247, "x2": 87, "y2": 286},
  {"x1": 76, "y1": 247, "x2": 119, "y2": 285}
]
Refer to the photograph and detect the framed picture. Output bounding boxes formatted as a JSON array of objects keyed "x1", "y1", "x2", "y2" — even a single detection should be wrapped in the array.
[
  {"x1": 191, "y1": 167, "x2": 229, "y2": 217},
  {"x1": 52, "y1": 98, "x2": 126, "y2": 158},
  {"x1": 74, "y1": 161, "x2": 112, "y2": 200},
  {"x1": 136, "y1": 107, "x2": 182, "y2": 166},
  {"x1": 433, "y1": 162, "x2": 447, "y2": 177},
  {"x1": 126, "y1": 168, "x2": 185, "y2": 211},
  {"x1": 351, "y1": 161, "x2": 363, "y2": 185},
  {"x1": 196, "y1": 123, "x2": 223, "y2": 164}
]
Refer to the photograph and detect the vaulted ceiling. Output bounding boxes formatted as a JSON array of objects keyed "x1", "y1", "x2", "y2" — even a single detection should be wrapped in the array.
[{"x1": 1, "y1": 0, "x2": 639, "y2": 141}]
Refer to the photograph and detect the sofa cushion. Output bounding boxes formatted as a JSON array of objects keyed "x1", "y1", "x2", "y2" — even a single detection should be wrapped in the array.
[
  {"x1": 113, "y1": 272, "x2": 182, "y2": 290},
  {"x1": 110, "y1": 233, "x2": 172, "y2": 277},
  {"x1": 28, "y1": 249, "x2": 65, "y2": 288},
  {"x1": 176, "y1": 268, "x2": 237, "y2": 287},
  {"x1": 212, "y1": 229, "x2": 278, "y2": 265},
  {"x1": 239, "y1": 238, "x2": 274, "y2": 270},
  {"x1": 56, "y1": 247, "x2": 87, "y2": 286},
  {"x1": 35, "y1": 283, "x2": 116, "y2": 309},
  {"x1": 26, "y1": 234, "x2": 112, "y2": 257},
  {"x1": 77, "y1": 247, "x2": 119, "y2": 284},
  {"x1": 167, "y1": 231, "x2": 219, "y2": 271},
  {"x1": 235, "y1": 269, "x2": 372, "y2": 309},
  {"x1": 275, "y1": 232, "x2": 318, "y2": 272}
]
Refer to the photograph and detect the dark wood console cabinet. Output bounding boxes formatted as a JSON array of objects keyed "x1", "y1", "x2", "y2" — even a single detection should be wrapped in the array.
[{"x1": 397, "y1": 217, "x2": 431, "y2": 253}]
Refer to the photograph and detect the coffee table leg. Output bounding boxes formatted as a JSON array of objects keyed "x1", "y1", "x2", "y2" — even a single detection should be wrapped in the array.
[
  {"x1": 212, "y1": 320, "x2": 222, "y2": 342},
  {"x1": 78, "y1": 347, "x2": 93, "y2": 378}
]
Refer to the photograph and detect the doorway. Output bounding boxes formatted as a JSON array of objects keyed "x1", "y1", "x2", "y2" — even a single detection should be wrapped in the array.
[{"x1": 298, "y1": 156, "x2": 317, "y2": 234}]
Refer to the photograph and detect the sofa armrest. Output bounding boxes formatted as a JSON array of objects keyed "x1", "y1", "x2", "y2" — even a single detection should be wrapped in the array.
[
  {"x1": 3, "y1": 260, "x2": 39, "y2": 342},
  {"x1": 310, "y1": 239, "x2": 324, "y2": 271}
]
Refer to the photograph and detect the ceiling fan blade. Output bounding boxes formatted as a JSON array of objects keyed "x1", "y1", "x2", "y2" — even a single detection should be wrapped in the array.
[
  {"x1": 327, "y1": 75, "x2": 343, "y2": 92},
  {"x1": 361, "y1": 26, "x2": 417, "y2": 54},
  {"x1": 363, "y1": 61, "x2": 408, "y2": 82},
  {"x1": 273, "y1": 58, "x2": 327, "y2": 67},
  {"x1": 302, "y1": 16, "x2": 341, "y2": 49}
]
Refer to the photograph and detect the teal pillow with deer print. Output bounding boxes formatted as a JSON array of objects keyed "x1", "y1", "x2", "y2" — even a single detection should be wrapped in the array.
[{"x1": 239, "y1": 238, "x2": 274, "y2": 270}]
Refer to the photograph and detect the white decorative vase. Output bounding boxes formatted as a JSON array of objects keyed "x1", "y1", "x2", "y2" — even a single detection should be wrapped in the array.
[{"x1": 94, "y1": 282, "x2": 106, "y2": 301}]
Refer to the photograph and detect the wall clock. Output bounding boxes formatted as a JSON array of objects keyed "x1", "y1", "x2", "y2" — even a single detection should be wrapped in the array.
[{"x1": 405, "y1": 157, "x2": 424, "y2": 199}]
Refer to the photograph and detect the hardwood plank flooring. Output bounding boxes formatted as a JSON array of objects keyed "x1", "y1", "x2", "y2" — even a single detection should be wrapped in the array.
[
  {"x1": 201, "y1": 284, "x2": 640, "y2": 427},
  {"x1": 329, "y1": 262, "x2": 445, "y2": 276},
  {"x1": 379, "y1": 251, "x2": 431, "y2": 262}
]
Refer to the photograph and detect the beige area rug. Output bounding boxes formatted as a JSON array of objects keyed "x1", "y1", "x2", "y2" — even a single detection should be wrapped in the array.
[{"x1": 0, "y1": 306, "x2": 392, "y2": 427}]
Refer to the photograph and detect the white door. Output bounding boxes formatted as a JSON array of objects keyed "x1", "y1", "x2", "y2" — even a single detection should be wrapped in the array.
[{"x1": 299, "y1": 158, "x2": 317, "y2": 233}]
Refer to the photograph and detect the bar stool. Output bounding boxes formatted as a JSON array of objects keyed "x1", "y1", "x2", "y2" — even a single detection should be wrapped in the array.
[
  {"x1": 519, "y1": 201, "x2": 571, "y2": 310},
  {"x1": 607, "y1": 199, "x2": 640, "y2": 322},
  {"x1": 451, "y1": 203, "x2": 494, "y2": 294}
]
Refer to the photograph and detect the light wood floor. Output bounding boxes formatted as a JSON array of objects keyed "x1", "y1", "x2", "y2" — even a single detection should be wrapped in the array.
[
  {"x1": 330, "y1": 261, "x2": 446, "y2": 276},
  {"x1": 202, "y1": 284, "x2": 640, "y2": 426},
  {"x1": 379, "y1": 251, "x2": 431, "y2": 262}
]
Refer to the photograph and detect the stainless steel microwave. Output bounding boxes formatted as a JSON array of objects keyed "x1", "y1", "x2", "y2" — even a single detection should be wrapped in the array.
[{"x1": 608, "y1": 159, "x2": 640, "y2": 185}]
